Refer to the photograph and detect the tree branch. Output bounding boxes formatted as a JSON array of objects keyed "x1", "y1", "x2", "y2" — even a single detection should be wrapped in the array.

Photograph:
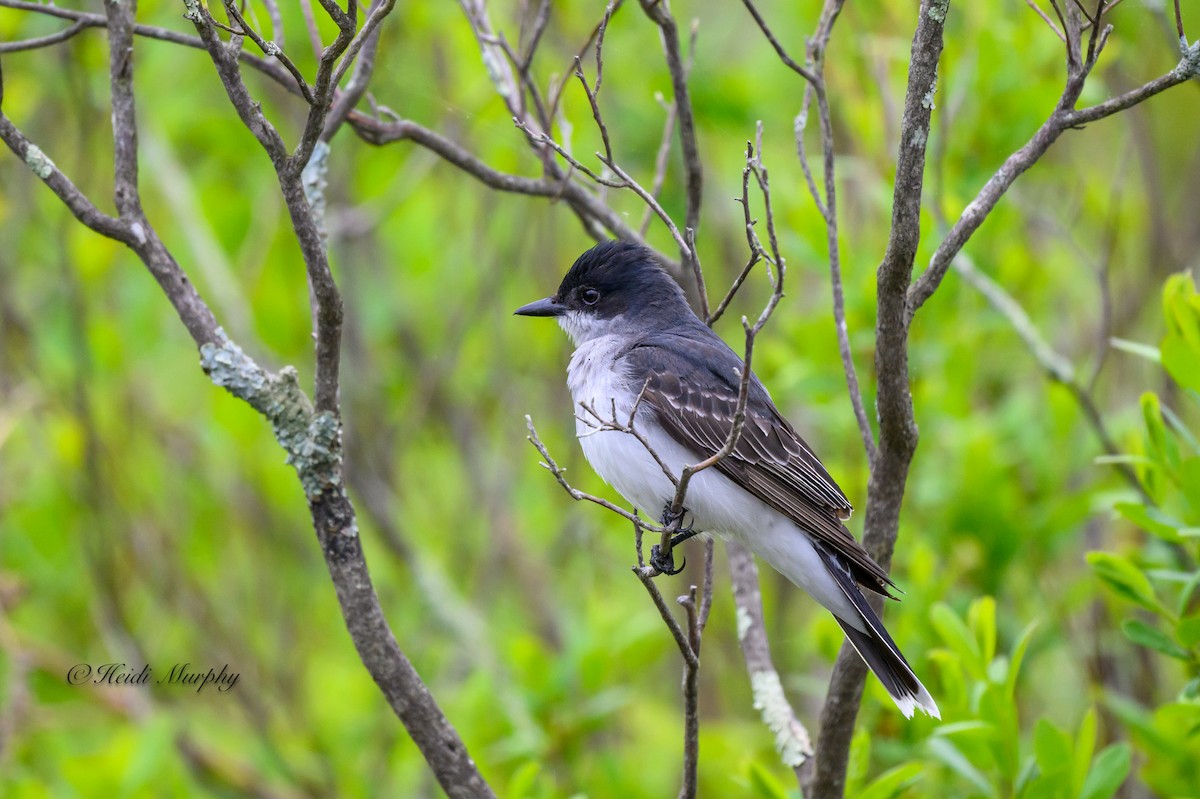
[
  {"x1": 0, "y1": 0, "x2": 304, "y2": 94},
  {"x1": 727, "y1": 541, "x2": 813, "y2": 780},
  {"x1": 1, "y1": 7, "x2": 497, "y2": 793},
  {"x1": 742, "y1": 0, "x2": 875, "y2": 464},
  {"x1": 639, "y1": 0, "x2": 705, "y2": 316},
  {"x1": 809, "y1": 2, "x2": 947, "y2": 796},
  {"x1": 907, "y1": 31, "x2": 1199, "y2": 319},
  {"x1": 0, "y1": 20, "x2": 91, "y2": 53}
]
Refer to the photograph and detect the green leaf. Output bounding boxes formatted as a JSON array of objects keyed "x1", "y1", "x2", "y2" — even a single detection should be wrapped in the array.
[
  {"x1": 746, "y1": 762, "x2": 791, "y2": 799},
  {"x1": 1015, "y1": 755, "x2": 1040, "y2": 797},
  {"x1": 1005, "y1": 621, "x2": 1039, "y2": 702},
  {"x1": 1163, "y1": 337, "x2": 1200, "y2": 393},
  {"x1": 1113, "y1": 502, "x2": 1184, "y2": 543},
  {"x1": 1086, "y1": 551, "x2": 1164, "y2": 614},
  {"x1": 1176, "y1": 570, "x2": 1200, "y2": 617},
  {"x1": 1034, "y1": 718, "x2": 1072, "y2": 774},
  {"x1": 1122, "y1": 619, "x2": 1190, "y2": 660},
  {"x1": 1160, "y1": 402, "x2": 1200, "y2": 455},
  {"x1": 1079, "y1": 744, "x2": 1132, "y2": 799},
  {"x1": 1175, "y1": 615, "x2": 1200, "y2": 650},
  {"x1": 1161, "y1": 273, "x2": 1200, "y2": 392},
  {"x1": 933, "y1": 721, "x2": 993, "y2": 737},
  {"x1": 1142, "y1": 392, "x2": 1180, "y2": 475},
  {"x1": 1072, "y1": 708, "x2": 1097, "y2": 796},
  {"x1": 857, "y1": 762, "x2": 924, "y2": 799},
  {"x1": 931, "y1": 603, "x2": 985, "y2": 680},
  {"x1": 507, "y1": 761, "x2": 542, "y2": 799},
  {"x1": 968, "y1": 596, "x2": 998, "y2": 665},
  {"x1": 928, "y1": 737, "x2": 996, "y2": 798}
]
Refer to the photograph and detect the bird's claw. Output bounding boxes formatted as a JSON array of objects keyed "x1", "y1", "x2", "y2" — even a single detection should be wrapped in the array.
[
  {"x1": 660, "y1": 504, "x2": 692, "y2": 534},
  {"x1": 649, "y1": 544, "x2": 686, "y2": 576}
]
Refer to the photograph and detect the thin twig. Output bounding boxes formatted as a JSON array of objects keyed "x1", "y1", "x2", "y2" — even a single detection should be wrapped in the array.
[
  {"x1": 952, "y1": 252, "x2": 1150, "y2": 502},
  {"x1": 0, "y1": 20, "x2": 91, "y2": 53},
  {"x1": 640, "y1": 92, "x2": 679, "y2": 237},
  {"x1": 0, "y1": 0, "x2": 302, "y2": 94},
  {"x1": 740, "y1": 0, "x2": 818, "y2": 84},
  {"x1": 656, "y1": 136, "x2": 785, "y2": 566},
  {"x1": 1027, "y1": 0, "x2": 1067, "y2": 43},
  {"x1": 745, "y1": 0, "x2": 874, "y2": 463},
  {"x1": 639, "y1": 0, "x2": 705, "y2": 312},
  {"x1": 908, "y1": 45, "x2": 1199, "y2": 317},
  {"x1": 525, "y1": 417, "x2": 668, "y2": 533},
  {"x1": 633, "y1": 565, "x2": 698, "y2": 668},
  {"x1": 221, "y1": 0, "x2": 314, "y2": 103}
]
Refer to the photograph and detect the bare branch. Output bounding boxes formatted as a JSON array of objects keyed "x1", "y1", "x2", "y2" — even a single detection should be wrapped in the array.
[
  {"x1": 0, "y1": 0, "x2": 304, "y2": 94},
  {"x1": 810, "y1": 2, "x2": 947, "y2": 795},
  {"x1": 631, "y1": 519, "x2": 707, "y2": 799},
  {"x1": 547, "y1": 0, "x2": 625, "y2": 122},
  {"x1": 640, "y1": 92, "x2": 679, "y2": 237},
  {"x1": 0, "y1": 117, "x2": 129, "y2": 242},
  {"x1": 106, "y1": 0, "x2": 142, "y2": 220},
  {"x1": 322, "y1": 17, "x2": 389, "y2": 142},
  {"x1": 525, "y1": 416, "x2": 669, "y2": 533},
  {"x1": 908, "y1": 40, "x2": 1200, "y2": 318},
  {"x1": 330, "y1": 0, "x2": 398, "y2": 92},
  {"x1": 632, "y1": 565, "x2": 698, "y2": 669},
  {"x1": 639, "y1": 0, "x2": 705, "y2": 292},
  {"x1": 740, "y1": 0, "x2": 818, "y2": 84},
  {"x1": 351, "y1": 115, "x2": 678, "y2": 272},
  {"x1": 677, "y1": 584, "x2": 702, "y2": 799},
  {"x1": 746, "y1": 0, "x2": 874, "y2": 463},
  {"x1": 577, "y1": 397, "x2": 680, "y2": 488},
  {"x1": 1026, "y1": 0, "x2": 1067, "y2": 43},
  {"x1": 291, "y1": 0, "x2": 358, "y2": 167},
  {"x1": 952, "y1": 252, "x2": 1151, "y2": 502},
  {"x1": 220, "y1": 0, "x2": 314, "y2": 103},
  {"x1": 573, "y1": 56, "x2": 616, "y2": 165},
  {"x1": 727, "y1": 542, "x2": 813, "y2": 776},
  {"x1": 0, "y1": 20, "x2": 91, "y2": 53},
  {"x1": 656, "y1": 137, "x2": 784, "y2": 566}
]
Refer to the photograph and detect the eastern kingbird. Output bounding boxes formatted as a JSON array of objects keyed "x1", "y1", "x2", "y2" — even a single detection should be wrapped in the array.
[{"x1": 516, "y1": 240, "x2": 938, "y2": 719}]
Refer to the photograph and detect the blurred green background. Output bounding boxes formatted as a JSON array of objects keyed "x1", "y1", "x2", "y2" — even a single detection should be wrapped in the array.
[{"x1": 1, "y1": 0, "x2": 1198, "y2": 796}]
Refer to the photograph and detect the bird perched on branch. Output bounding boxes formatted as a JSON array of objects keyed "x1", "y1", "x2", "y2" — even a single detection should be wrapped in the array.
[{"x1": 516, "y1": 240, "x2": 938, "y2": 719}]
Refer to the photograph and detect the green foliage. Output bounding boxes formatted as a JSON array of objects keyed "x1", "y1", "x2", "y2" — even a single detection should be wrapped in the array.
[
  {"x1": 0, "y1": 1, "x2": 1197, "y2": 796},
  {"x1": 1086, "y1": 273, "x2": 1200, "y2": 797},
  {"x1": 922, "y1": 599, "x2": 1129, "y2": 799}
]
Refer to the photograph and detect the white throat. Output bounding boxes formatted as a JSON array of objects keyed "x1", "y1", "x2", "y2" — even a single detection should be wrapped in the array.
[{"x1": 557, "y1": 310, "x2": 621, "y2": 346}]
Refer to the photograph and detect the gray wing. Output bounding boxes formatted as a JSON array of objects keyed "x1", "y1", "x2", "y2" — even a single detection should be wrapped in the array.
[{"x1": 621, "y1": 334, "x2": 895, "y2": 595}]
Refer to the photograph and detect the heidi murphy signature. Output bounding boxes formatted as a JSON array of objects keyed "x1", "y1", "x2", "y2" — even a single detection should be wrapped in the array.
[{"x1": 66, "y1": 663, "x2": 240, "y2": 693}]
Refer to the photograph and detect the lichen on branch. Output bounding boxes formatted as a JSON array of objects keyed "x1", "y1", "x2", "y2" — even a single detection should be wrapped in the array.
[{"x1": 200, "y1": 331, "x2": 344, "y2": 505}]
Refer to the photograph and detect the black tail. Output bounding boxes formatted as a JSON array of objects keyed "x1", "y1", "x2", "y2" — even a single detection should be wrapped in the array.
[{"x1": 813, "y1": 541, "x2": 939, "y2": 719}]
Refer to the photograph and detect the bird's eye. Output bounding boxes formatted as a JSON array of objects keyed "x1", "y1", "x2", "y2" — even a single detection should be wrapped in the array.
[{"x1": 582, "y1": 288, "x2": 601, "y2": 306}]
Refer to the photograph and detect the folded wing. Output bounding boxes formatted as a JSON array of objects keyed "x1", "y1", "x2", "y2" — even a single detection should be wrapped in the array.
[{"x1": 621, "y1": 334, "x2": 895, "y2": 596}]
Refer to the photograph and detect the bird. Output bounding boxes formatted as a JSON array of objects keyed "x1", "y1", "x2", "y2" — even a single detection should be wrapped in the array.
[{"x1": 515, "y1": 239, "x2": 939, "y2": 719}]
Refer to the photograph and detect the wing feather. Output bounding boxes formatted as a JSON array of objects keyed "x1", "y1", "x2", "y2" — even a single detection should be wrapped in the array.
[{"x1": 622, "y1": 336, "x2": 894, "y2": 594}]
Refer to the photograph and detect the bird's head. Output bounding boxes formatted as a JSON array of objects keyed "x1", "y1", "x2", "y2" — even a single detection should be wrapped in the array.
[{"x1": 514, "y1": 240, "x2": 691, "y2": 344}]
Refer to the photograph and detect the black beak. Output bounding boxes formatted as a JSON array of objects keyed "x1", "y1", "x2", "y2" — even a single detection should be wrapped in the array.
[{"x1": 513, "y1": 296, "x2": 563, "y2": 317}]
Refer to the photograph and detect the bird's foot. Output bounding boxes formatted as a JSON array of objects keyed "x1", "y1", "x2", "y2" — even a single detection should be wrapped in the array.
[
  {"x1": 649, "y1": 543, "x2": 686, "y2": 575},
  {"x1": 650, "y1": 504, "x2": 700, "y2": 575}
]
